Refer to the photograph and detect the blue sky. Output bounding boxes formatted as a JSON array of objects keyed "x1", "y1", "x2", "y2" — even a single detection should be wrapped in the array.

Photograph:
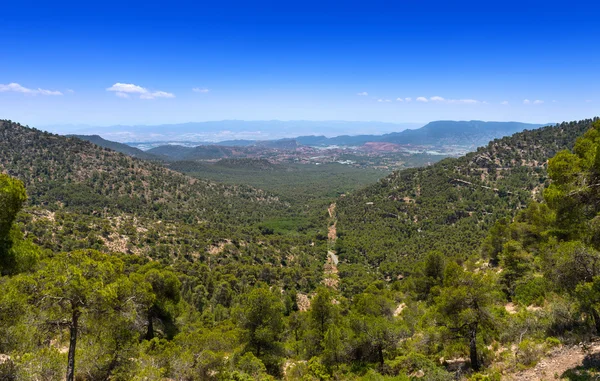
[{"x1": 1, "y1": 0, "x2": 599, "y2": 130}]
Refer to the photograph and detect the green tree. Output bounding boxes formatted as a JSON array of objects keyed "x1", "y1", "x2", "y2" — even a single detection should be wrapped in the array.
[
  {"x1": 35, "y1": 250, "x2": 131, "y2": 381},
  {"x1": 309, "y1": 287, "x2": 337, "y2": 341},
  {"x1": 545, "y1": 120, "x2": 600, "y2": 239},
  {"x1": 237, "y1": 284, "x2": 284, "y2": 359},
  {"x1": 135, "y1": 266, "x2": 182, "y2": 340},
  {"x1": 350, "y1": 289, "x2": 400, "y2": 368},
  {"x1": 0, "y1": 174, "x2": 27, "y2": 272},
  {"x1": 499, "y1": 240, "x2": 533, "y2": 298},
  {"x1": 434, "y1": 263, "x2": 500, "y2": 371},
  {"x1": 574, "y1": 276, "x2": 600, "y2": 333}
]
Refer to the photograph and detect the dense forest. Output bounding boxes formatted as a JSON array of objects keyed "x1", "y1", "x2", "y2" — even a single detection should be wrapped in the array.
[{"x1": 1, "y1": 118, "x2": 600, "y2": 380}]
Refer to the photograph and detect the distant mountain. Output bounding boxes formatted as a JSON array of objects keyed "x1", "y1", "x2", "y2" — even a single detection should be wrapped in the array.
[
  {"x1": 146, "y1": 139, "x2": 300, "y2": 161},
  {"x1": 68, "y1": 134, "x2": 163, "y2": 160},
  {"x1": 253, "y1": 138, "x2": 298, "y2": 150},
  {"x1": 57, "y1": 121, "x2": 549, "y2": 154},
  {"x1": 145, "y1": 145, "x2": 197, "y2": 160},
  {"x1": 43, "y1": 120, "x2": 421, "y2": 142},
  {"x1": 378, "y1": 120, "x2": 549, "y2": 147},
  {"x1": 294, "y1": 121, "x2": 549, "y2": 147},
  {"x1": 213, "y1": 139, "x2": 256, "y2": 147},
  {"x1": 147, "y1": 145, "x2": 240, "y2": 160}
]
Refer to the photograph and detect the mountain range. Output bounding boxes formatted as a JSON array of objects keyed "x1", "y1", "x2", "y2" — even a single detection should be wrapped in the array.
[
  {"x1": 71, "y1": 121, "x2": 551, "y2": 165},
  {"x1": 42, "y1": 120, "x2": 422, "y2": 142}
]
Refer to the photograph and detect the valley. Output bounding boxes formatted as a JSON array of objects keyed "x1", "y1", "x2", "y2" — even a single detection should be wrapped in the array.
[
  {"x1": 1, "y1": 118, "x2": 600, "y2": 381},
  {"x1": 3, "y1": 3, "x2": 598, "y2": 379}
]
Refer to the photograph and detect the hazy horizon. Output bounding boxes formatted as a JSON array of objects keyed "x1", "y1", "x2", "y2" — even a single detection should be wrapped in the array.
[{"x1": 36, "y1": 119, "x2": 554, "y2": 143}]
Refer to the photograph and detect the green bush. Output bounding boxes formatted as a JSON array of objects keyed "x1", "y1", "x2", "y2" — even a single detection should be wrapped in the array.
[{"x1": 514, "y1": 277, "x2": 548, "y2": 306}]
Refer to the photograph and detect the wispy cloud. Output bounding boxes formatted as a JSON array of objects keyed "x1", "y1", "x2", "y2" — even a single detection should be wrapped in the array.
[
  {"x1": 0, "y1": 82, "x2": 63, "y2": 96},
  {"x1": 140, "y1": 91, "x2": 175, "y2": 99},
  {"x1": 193, "y1": 88, "x2": 210, "y2": 93},
  {"x1": 405, "y1": 97, "x2": 412, "y2": 102},
  {"x1": 106, "y1": 82, "x2": 175, "y2": 99},
  {"x1": 430, "y1": 95, "x2": 480, "y2": 104},
  {"x1": 357, "y1": 91, "x2": 369, "y2": 96},
  {"x1": 501, "y1": 101, "x2": 509, "y2": 105},
  {"x1": 523, "y1": 99, "x2": 544, "y2": 105},
  {"x1": 449, "y1": 99, "x2": 479, "y2": 104},
  {"x1": 396, "y1": 98, "x2": 403, "y2": 102},
  {"x1": 377, "y1": 99, "x2": 391, "y2": 103},
  {"x1": 416, "y1": 96, "x2": 429, "y2": 102}
]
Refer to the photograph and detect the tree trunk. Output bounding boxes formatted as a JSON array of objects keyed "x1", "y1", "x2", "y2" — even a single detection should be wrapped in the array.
[
  {"x1": 66, "y1": 308, "x2": 80, "y2": 381},
  {"x1": 378, "y1": 345, "x2": 384, "y2": 369},
  {"x1": 591, "y1": 308, "x2": 600, "y2": 334},
  {"x1": 146, "y1": 308, "x2": 154, "y2": 340},
  {"x1": 469, "y1": 323, "x2": 480, "y2": 371}
]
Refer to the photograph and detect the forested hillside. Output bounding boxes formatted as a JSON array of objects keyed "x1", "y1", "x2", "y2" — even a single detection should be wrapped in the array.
[
  {"x1": 0, "y1": 121, "x2": 284, "y2": 224},
  {"x1": 0, "y1": 120, "x2": 326, "y2": 287},
  {"x1": 3, "y1": 118, "x2": 600, "y2": 380},
  {"x1": 335, "y1": 119, "x2": 596, "y2": 278}
]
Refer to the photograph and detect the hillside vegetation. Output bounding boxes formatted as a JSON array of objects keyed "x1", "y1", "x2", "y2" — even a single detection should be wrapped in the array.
[
  {"x1": 0, "y1": 120, "x2": 327, "y2": 287},
  {"x1": 167, "y1": 160, "x2": 385, "y2": 207},
  {"x1": 2, "y1": 118, "x2": 600, "y2": 381},
  {"x1": 335, "y1": 119, "x2": 595, "y2": 279}
]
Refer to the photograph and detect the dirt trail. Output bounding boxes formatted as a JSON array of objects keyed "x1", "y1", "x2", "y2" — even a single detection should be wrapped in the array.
[
  {"x1": 327, "y1": 203, "x2": 336, "y2": 218},
  {"x1": 505, "y1": 341, "x2": 600, "y2": 380},
  {"x1": 327, "y1": 203, "x2": 337, "y2": 241},
  {"x1": 323, "y1": 203, "x2": 339, "y2": 288}
]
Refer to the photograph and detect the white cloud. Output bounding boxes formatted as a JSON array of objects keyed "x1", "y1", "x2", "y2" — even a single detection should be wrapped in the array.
[
  {"x1": 450, "y1": 99, "x2": 479, "y2": 104},
  {"x1": 107, "y1": 83, "x2": 148, "y2": 94},
  {"x1": 66, "y1": 89, "x2": 75, "y2": 94},
  {"x1": 357, "y1": 91, "x2": 368, "y2": 96},
  {"x1": 431, "y1": 95, "x2": 480, "y2": 104},
  {"x1": 141, "y1": 91, "x2": 175, "y2": 99},
  {"x1": 501, "y1": 101, "x2": 509, "y2": 105},
  {"x1": 523, "y1": 99, "x2": 531, "y2": 104},
  {"x1": 533, "y1": 100, "x2": 544, "y2": 104},
  {"x1": 0, "y1": 82, "x2": 62, "y2": 96},
  {"x1": 377, "y1": 99, "x2": 391, "y2": 103},
  {"x1": 405, "y1": 97, "x2": 412, "y2": 102},
  {"x1": 193, "y1": 88, "x2": 210, "y2": 93},
  {"x1": 396, "y1": 98, "x2": 403, "y2": 102},
  {"x1": 107, "y1": 82, "x2": 174, "y2": 99},
  {"x1": 416, "y1": 96, "x2": 429, "y2": 102}
]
